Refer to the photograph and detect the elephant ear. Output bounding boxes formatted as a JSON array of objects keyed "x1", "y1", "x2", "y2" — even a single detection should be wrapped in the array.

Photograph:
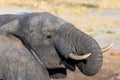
[
  {"x1": 1, "y1": 18, "x2": 25, "y2": 40},
  {"x1": 1, "y1": 19, "x2": 19, "y2": 32}
]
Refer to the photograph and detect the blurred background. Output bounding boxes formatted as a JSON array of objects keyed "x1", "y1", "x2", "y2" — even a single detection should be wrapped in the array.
[{"x1": 0, "y1": 0, "x2": 120, "y2": 80}]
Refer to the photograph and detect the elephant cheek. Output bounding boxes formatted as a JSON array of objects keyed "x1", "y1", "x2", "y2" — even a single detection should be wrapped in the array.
[
  {"x1": 38, "y1": 47, "x2": 64, "y2": 69},
  {"x1": 75, "y1": 52, "x2": 103, "y2": 76}
]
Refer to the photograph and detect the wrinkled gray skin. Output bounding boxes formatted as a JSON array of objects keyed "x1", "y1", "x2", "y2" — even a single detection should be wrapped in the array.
[
  {"x1": 0, "y1": 14, "x2": 49, "y2": 80},
  {"x1": 0, "y1": 34, "x2": 49, "y2": 80},
  {"x1": 0, "y1": 12, "x2": 103, "y2": 79}
]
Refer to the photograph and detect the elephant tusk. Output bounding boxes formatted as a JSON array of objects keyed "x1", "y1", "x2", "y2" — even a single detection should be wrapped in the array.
[
  {"x1": 101, "y1": 43, "x2": 114, "y2": 53},
  {"x1": 68, "y1": 53, "x2": 91, "y2": 60}
]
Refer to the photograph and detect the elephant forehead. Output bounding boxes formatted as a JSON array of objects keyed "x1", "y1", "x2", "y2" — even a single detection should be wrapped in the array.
[
  {"x1": 43, "y1": 18, "x2": 66, "y2": 28},
  {"x1": 42, "y1": 26, "x2": 56, "y2": 32},
  {"x1": 29, "y1": 16, "x2": 41, "y2": 27},
  {"x1": 29, "y1": 12, "x2": 67, "y2": 29},
  {"x1": 41, "y1": 19, "x2": 66, "y2": 34}
]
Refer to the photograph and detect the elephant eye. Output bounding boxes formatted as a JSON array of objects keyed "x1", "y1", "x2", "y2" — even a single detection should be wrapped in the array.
[{"x1": 47, "y1": 35, "x2": 52, "y2": 39}]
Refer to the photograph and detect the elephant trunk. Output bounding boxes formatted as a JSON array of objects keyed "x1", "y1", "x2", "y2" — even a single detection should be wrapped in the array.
[
  {"x1": 54, "y1": 23, "x2": 103, "y2": 76},
  {"x1": 72, "y1": 28, "x2": 103, "y2": 76}
]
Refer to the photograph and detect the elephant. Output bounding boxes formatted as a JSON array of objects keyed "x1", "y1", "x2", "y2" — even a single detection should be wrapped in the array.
[
  {"x1": 0, "y1": 33, "x2": 49, "y2": 80},
  {"x1": 0, "y1": 12, "x2": 113, "y2": 79}
]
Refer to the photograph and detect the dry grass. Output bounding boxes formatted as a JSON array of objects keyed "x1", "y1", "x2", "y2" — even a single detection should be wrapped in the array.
[
  {"x1": 1, "y1": 0, "x2": 120, "y2": 15},
  {"x1": 0, "y1": 0, "x2": 120, "y2": 31}
]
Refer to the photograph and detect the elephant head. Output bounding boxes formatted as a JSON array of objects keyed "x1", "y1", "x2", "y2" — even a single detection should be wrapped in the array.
[{"x1": 1, "y1": 12, "x2": 113, "y2": 79}]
